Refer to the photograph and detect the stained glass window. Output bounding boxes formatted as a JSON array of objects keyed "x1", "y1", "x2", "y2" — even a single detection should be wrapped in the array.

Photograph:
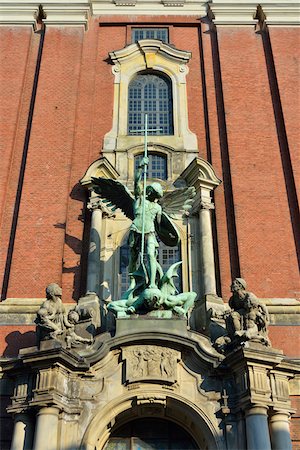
[
  {"x1": 132, "y1": 28, "x2": 169, "y2": 43},
  {"x1": 128, "y1": 73, "x2": 173, "y2": 136}
]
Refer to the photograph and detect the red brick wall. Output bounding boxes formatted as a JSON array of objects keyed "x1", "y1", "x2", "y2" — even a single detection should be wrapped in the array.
[
  {"x1": 0, "y1": 27, "x2": 32, "y2": 223},
  {"x1": 269, "y1": 325, "x2": 300, "y2": 357},
  {"x1": 291, "y1": 397, "x2": 300, "y2": 449},
  {"x1": 268, "y1": 27, "x2": 300, "y2": 201},
  {"x1": 4, "y1": 27, "x2": 84, "y2": 299},
  {"x1": 0, "y1": 28, "x2": 40, "y2": 295},
  {"x1": 0, "y1": 325, "x2": 35, "y2": 357},
  {"x1": 0, "y1": 19, "x2": 298, "y2": 316},
  {"x1": 214, "y1": 26, "x2": 299, "y2": 299}
]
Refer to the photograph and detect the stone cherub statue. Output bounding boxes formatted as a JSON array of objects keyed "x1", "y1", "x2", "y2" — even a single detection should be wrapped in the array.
[
  {"x1": 36, "y1": 283, "x2": 65, "y2": 340},
  {"x1": 36, "y1": 283, "x2": 93, "y2": 348},
  {"x1": 92, "y1": 156, "x2": 197, "y2": 317},
  {"x1": 215, "y1": 278, "x2": 270, "y2": 352}
]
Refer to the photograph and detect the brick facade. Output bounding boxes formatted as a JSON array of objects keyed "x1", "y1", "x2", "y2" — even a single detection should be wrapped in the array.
[{"x1": 0, "y1": 6, "x2": 299, "y2": 450}]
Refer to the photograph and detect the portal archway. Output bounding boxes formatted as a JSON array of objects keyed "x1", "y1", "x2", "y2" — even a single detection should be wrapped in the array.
[
  {"x1": 81, "y1": 391, "x2": 224, "y2": 450},
  {"x1": 102, "y1": 417, "x2": 198, "y2": 450}
]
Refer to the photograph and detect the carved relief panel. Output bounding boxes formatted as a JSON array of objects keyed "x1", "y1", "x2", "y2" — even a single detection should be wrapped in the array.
[{"x1": 122, "y1": 345, "x2": 180, "y2": 384}]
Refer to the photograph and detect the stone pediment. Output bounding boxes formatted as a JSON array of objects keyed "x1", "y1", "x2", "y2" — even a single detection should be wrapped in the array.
[
  {"x1": 109, "y1": 39, "x2": 192, "y2": 67},
  {"x1": 80, "y1": 157, "x2": 120, "y2": 188}
]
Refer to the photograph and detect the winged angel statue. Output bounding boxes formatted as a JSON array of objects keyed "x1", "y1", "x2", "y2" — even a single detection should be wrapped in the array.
[{"x1": 92, "y1": 157, "x2": 197, "y2": 316}]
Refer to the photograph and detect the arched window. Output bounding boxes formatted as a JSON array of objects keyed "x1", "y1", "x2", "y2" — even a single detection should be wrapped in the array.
[
  {"x1": 128, "y1": 73, "x2": 173, "y2": 136},
  {"x1": 134, "y1": 153, "x2": 167, "y2": 180}
]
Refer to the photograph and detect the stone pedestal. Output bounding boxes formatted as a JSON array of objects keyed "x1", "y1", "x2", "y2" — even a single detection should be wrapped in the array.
[
  {"x1": 33, "y1": 407, "x2": 60, "y2": 450},
  {"x1": 10, "y1": 413, "x2": 34, "y2": 450},
  {"x1": 115, "y1": 316, "x2": 188, "y2": 338}
]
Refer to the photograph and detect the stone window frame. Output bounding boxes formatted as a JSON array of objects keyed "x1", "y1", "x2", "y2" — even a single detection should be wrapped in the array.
[
  {"x1": 103, "y1": 39, "x2": 198, "y2": 172},
  {"x1": 131, "y1": 27, "x2": 169, "y2": 43},
  {"x1": 134, "y1": 151, "x2": 168, "y2": 180}
]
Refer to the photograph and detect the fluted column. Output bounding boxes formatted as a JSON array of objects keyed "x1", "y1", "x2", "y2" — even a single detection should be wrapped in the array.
[
  {"x1": 10, "y1": 413, "x2": 34, "y2": 450},
  {"x1": 245, "y1": 405, "x2": 271, "y2": 450},
  {"x1": 32, "y1": 407, "x2": 60, "y2": 450},
  {"x1": 199, "y1": 201, "x2": 217, "y2": 296},
  {"x1": 269, "y1": 410, "x2": 292, "y2": 450},
  {"x1": 86, "y1": 194, "x2": 103, "y2": 295}
]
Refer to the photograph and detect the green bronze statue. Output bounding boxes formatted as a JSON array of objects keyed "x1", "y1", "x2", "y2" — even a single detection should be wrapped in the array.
[
  {"x1": 91, "y1": 115, "x2": 197, "y2": 317},
  {"x1": 106, "y1": 262, "x2": 197, "y2": 317},
  {"x1": 92, "y1": 159, "x2": 195, "y2": 293}
]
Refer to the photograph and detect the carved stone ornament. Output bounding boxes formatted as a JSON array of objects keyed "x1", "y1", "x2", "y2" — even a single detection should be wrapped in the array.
[
  {"x1": 123, "y1": 345, "x2": 180, "y2": 384},
  {"x1": 35, "y1": 283, "x2": 94, "y2": 349},
  {"x1": 214, "y1": 278, "x2": 271, "y2": 353}
]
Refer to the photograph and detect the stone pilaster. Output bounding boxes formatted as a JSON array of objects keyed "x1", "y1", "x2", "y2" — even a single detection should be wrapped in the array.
[
  {"x1": 245, "y1": 405, "x2": 271, "y2": 450},
  {"x1": 199, "y1": 200, "x2": 216, "y2": 296},
  {"x1": 269, "y1": 410, "x2": 292, "y2": 450},
  {"x1": 32, "y1": 407, "x2": 60, "y2": 450},
  {"x1": 86, "y1": 193, "x2": 104, "y2": 296},
  {"x1": 10, "y1": 412, "x2": 34, "y2": 450},
  {"x1": 222, "y1": 345, "x2": 296, "y2": 450},
  {"x1": 179, "y1": 157, "x2": 221, "y2": 298}
]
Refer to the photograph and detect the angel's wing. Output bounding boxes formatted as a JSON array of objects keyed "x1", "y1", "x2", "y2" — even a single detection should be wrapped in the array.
[
  {"x1": 91, "y1": 177, "x2": 135, "y2": 220},
  {"x1": 159, "y1": 261, "x2": 182, "y2": 296},
  {"x1": 159, "y1": 187, "x2": 196, "y2": 219}
]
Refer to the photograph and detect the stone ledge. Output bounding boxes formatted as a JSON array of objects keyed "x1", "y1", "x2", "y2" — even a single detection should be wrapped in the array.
[
  {"x1": 0, "y1": 299, "x2": 76, "y2": 325},
  {"x1": 0, "y1": 297, "x2": 299, "y2": 325}
]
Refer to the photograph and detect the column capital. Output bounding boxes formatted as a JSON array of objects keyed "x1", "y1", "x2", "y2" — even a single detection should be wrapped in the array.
[
  {"x1": 87, "y1": 196, "x2": 103, "y2": 212},
  {"x1": 36, "y1": 406, "x2": 61, "y2": 416},
  {"x1": 200, "y1": 200, "x2": 215, "y2": 211},
  {"x1": 269, "y1": 410, "x2": 292, "y2": 421},
  {"x1": 0, "y1": 2, "x2": 91, "y2": 30},
  {"x1": 245, "y1": 404, "x2": 269, "y2": 417},
  {"x1": 87, "y1": 192, "x2": 115, "y2": 217}
]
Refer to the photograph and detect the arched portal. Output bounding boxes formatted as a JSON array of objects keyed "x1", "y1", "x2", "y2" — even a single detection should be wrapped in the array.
[
  {"x1": 102, "y1": 417, "x2": 198, "y2": 450},
  {"x1": 81, "y1": 392, "x2": 224, "y2": 450}
]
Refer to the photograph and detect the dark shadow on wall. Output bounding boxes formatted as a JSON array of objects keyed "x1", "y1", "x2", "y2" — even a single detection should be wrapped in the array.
[
  {"x1": 200, "y1": 17, "x2": 241, "y2": 282},
  {"x1": 3, "y1": 330, "x2": 36, "y2": 357},
  {"x1": 258, "y1": 24, "x2": 300, "y2": 269},
  {"x1": 0, "y1": 388, "x2": 14, "y2": 450},
  {"x1": 54, "y1": 183, "x2": 90, "y2": 301}
]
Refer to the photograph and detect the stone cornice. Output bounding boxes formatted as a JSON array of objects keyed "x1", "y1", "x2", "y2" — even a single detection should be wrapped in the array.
[
  {"x1": 0, "y1": 2, "x2": 91, "y2": 30},
  {"x1": 209, "y1": 1, "x2": 300, "y2": 26},
  {"x1": 0, "y1": 1, "x2": 299, "y2": 26}
]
